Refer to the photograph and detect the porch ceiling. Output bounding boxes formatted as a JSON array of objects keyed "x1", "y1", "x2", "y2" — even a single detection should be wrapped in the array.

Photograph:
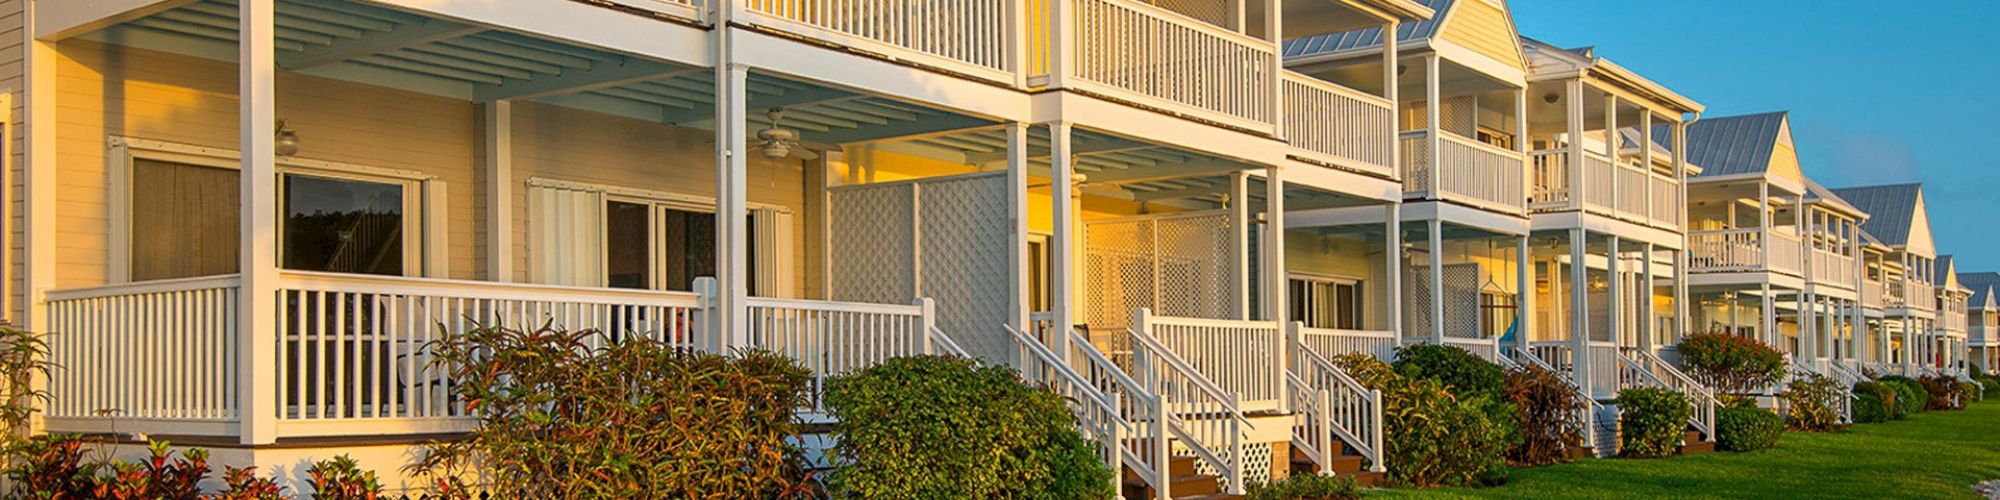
[{"x1": 90, "y1": 0, "x2": 996, "y2": 146}]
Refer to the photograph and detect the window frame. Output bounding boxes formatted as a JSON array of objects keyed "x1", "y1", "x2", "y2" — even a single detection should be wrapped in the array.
[
  {"x1": 1287, "y1": 271, "x2": 1363, "y2": 330},
  {"x1": 108, "y1": 136, "x2": 445, "y2": 283},
  {"x1": 524, "y1": 177, "x2": 791, "y2": 293}
]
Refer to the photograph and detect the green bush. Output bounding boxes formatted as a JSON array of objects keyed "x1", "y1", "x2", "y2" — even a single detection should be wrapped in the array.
[
  {"x1": 1980, "y1": 377, "x2": 2000, "y2": 395},
  {"x1": 1715, "y1": 406, "x2": 1783, "y2": 452},
  {"x1": 420, "y1": 324, "x2": 817, "y2": 498},
  {"x1": 1503, "y1": 365, "x2": 1586, "y2": 466},
  {"x1": 1677, "y1": 333, "x2": 1786, "y2": 396},
  {"x1": 1850, "y1": 381, "x2": 1896, "y2": 423},
  {"x1": 1335, "y1": 352, "x2": 1510, "y2": 487},
  {"x1": 824, "y1": 355, "x2": 1112, "y2": 499},
  {"x1": 1960, "y1": 380, "x2": 1985, "y2": 404},
  {"x1": 1246, "y1": 473, "x2": 1360, "y2": 500},
  {"x1": 1393, "y1": 344, "x2": 1507, "y2": 401},
  {"x1": 1918, "y1": 375, "x2": 1962, "y2": 410},
  {"x1": 1878, "y1": 376, "x2": 1929, "y2": 418},
  {"x1": 1782, "y1": 372, "x2": 1843, "y2": 432},
  {"x1": 1615, "y1": 387, "x2": 1692, "y2": 458}
]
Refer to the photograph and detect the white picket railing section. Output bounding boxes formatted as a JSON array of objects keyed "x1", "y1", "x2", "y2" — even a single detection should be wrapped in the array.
[
  {"x1": 1508, "y1": 346, "x2": 1601, "y2": 452},
  {"x1": 1687, "y1": 228, "x2": 1763, "y2": 273},
  {"x1": 1528, "y1": 149, "x2": 1571, "y2": 211},
  {"x1": 1441, "y1": 336, "x2": 1503, "y2": 364},
  {"x1": 1863, "y1": 280, "x2": 1885, "y2": 309},
  {"x1": 1287, "y1": 325, "x2": 1384, "y2": 474},
  {"x1": 1768, "y1": 231, "x2": 1803, "y2": 276},
  {"x1": 46, "y1": 275, "x2": 243, "y2": 423},
  {"x1": 1813, "y1": 249, "x2": 1857, "y2": 289},
  {"x1": 739, "y1": 0, "x2": 1020, "y2": 82},
  {"x1": 745, "y1": 296, "x2": 944, "y2": 414},
  {"x1": 1133, "y1": 309, "x2": 1284, "y2": 413},
  {"x1": 1529, "y1": 341, "x2": 1620, "y2": 400},
  {"x1": 1896, "y1": 280, "x2": 1937, "y2": 311},
  {"x1": 1401, "y1": 130, "x2": 1526, "y2": 214},
  {"x1": 1616, "y1": 348, "x2": 1717, "y2": 442},
  {"x1": 1614, "y1": 164, "x2": 1648, "y2": 220},
  {"x1": 1127, "y1": 323, "x2": 1250, "y2": 494},
  {"x1": 1581, "y1": 152, "x2": 1615, "y2": 213},
  {"x1": 1295, "y1": 326, "x2": 1398, "y2": 363},
  {"x1": 1282, "y1": 72, "x2": 1395, "y2": 172},
  {"x1": 1006, "y1": 324, "x2": 1133, "y2": 496},
  {"x1": 1056, "y1": 0, "x2": 1276, "y2": 130},
  {"x1": 1650, "y1": 174, "x2": 1680, "y2": 227}
]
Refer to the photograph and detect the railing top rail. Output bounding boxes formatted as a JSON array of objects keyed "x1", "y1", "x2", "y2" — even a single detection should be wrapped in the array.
[
  {"x1": 1437, "y1": 131, "x2": 1526, "y2": 158},
  {"x1": 1280, "y1": 71, "x2": 1393, "y2": 108},
  {"x1": 1688, "y1": 227, "x2": 1760, "y2": 236},
  {"x1": 1146, "y1": 314, "x2": 1283, "y2": 330},
  {"x1": 1069, "y1": 327, "x2": 1149, "y2": 394},
  {"x1": 48, "y1": 274, "x2": 244, "y2": 301},
  {"x1": 1127, "y1": 324, "x2": 1253, "y2": 426},
  {"x1": 1291, "y1": 334, "x2": 1374, "y2": 396},
  {"x1": 1096, "y1": 0, "x2": 1277, "y2": 54},
  {"x1": 930, "y1": 326, "x2": 971, "y2": 358},
  {"x1": 1295, "y1": 326, "x2": 1396, "y2": 339},
  {"x1": 274, "y1": 270, "x2": 702, "y2": 305},
  {"x1": 746, "y1": 296, "x2": 924, "y2": 316},
  {"x1": 1005, "y1": 325, "x2": 1124, "y2": 422}
]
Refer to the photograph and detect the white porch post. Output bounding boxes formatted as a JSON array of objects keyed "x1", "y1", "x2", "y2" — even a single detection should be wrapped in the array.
[
  {"x1": 1231, "y1": 172, "x2": 1252, "y2": 320},
  {"x1": 714, "y1": 19, "x2": 750, "y2": 351},
  {"x1": 1050, "y1": 122, "x2": 1076, "y2": 355},
  {"x1": 237, "y1": 0, "x2": 280, "y2": 445},
  {"x1": 1760, "y1": 284, "x2": 1775, "y2": 347},
  {"x1": 1386, "y1": 205, "x2": 1403, "y2": 340},
  {"x1": 1674, "y1": 121, "x2": 1690, "y2": 344},
  {"x1": 1604, "y1": 95, "x2": 1618, "y2": 214},
  {"x1": 1424, "y1": 54, "x2": 1442, "y2": 197},
  {"x1": 1643, "y1": 243, "x2": 1656, "y2": 351},
  {"x1": 23, "y1": 5, "x2": 58, "y2": 364},
  {"x1": 484, "y1": 101, "x2": 514, "y2": 282},
  {"x1": 1608, "y1": 236, "x2": 1621, "y2": 349},
  {"x1": 1429, "y1": 219, "x2": 1444, "y2": 344},
  {"x1": 1569, "y1": 228, "x2": 1590, "y2": 397},
  {"x1": 1266, "y1": 167, "x2": 1287, "y2": 324},
  {"x1": 1005, "y1": 123, "x2": 1031, "y2": 341},
  {"x1": 1565, "y1": 80, "x2": 1584, "y2": 210},
  {"x1": 1517, "y1": 235, "x2": 1533, "y2": 353}
]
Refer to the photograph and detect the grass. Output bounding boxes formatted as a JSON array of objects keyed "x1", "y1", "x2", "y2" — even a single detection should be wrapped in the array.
[{"x1": 1369, "y1": 400, "x2": 2000, "y2": 499}]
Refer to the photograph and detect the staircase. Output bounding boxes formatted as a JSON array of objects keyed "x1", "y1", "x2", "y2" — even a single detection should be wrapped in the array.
[
  {"x1": 1676, "y1": 428, "x2": 1716, "y2": 455},
  {"x1": 1285, "y1": 442, "x2": 1385, "y2": 487},
  {"x1": 1616, "y1": 348, "x2": 1719, "y2": 446},
  {"x1": 1124, "y1": 455, "x2": 1234, "y2": 499},
  {"x1": 1510, "y1": 346, "x2": 1615, "y2": 458}
]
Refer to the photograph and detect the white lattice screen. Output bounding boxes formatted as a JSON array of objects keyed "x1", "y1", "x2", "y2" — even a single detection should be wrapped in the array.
[
  {"x1": 1404, "y1": 263, "x2": 1482, "y2": 339},
  {"x1": 829, "y1": 173, "x2": 1015, "y2": 366},
  {"x1": 1085, "y1": 212, "x2": 1234, "y2": 330}
]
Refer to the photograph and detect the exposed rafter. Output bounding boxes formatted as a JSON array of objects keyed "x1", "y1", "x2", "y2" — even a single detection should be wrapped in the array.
[
  {"x1": 278, "y1": 19, "x2": 486, "y2": 69},
  {"x1": 661, "y1": 86, "x2": 856, "y2": 125},
  {"x1": 474, "y1": 62, "x2": 699, "y2": 102}
]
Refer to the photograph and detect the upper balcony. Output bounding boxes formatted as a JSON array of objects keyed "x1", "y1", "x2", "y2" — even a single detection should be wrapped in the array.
[
  {"x1": 1401, "y1": 129, "x2": 1525, "y2": 213},
  {"x1": 1529, "y1": 149, "x2": 1681, "y2": 228},
  {"x1": 1686, "y1": 227, "x2": 1803, "y2": 277}
]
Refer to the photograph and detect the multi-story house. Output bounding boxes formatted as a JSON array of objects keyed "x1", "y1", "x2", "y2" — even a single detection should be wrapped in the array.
[
  {"x1": 1832, "y1": 183, "x2": 1941, "y2": 376},
  {"x1": 14, "y1": 0, "x2": 1444, "y2": 495},
  {"x1": 1936, "y1": 256, "x2": 1972, "y2": 375},
  {"x1": 1961, "y1": 272, "x2": 1999, "y2": 373}
]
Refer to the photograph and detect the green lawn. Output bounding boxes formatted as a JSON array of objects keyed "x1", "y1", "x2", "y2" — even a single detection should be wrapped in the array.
[{"x1": 1369, "y1": 400, "x2": 2000, "y2": 499}]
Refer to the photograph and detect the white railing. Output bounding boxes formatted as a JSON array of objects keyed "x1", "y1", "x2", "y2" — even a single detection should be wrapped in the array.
[
  {"x1": 746, "y1": 296, "x2": 942, "y2": 414},
  {"x1": 1897, "y1": 281, "x2": 1937, "y2": 311},
  {"x1": 1581, "y1": 152, "x2": 1615, "y2": 213},
  {"x1": 271, "y1": 271, "x2": 704, "y2": 435},
  {"x1": 1134, "y1": 309, "x2": 1283, "y2": 412},
  {"x1": 1128, "y1": 319, "x2": 1251, "y2": 494},
  {"x1": 1649, "y1": 174, "x2": 1680, "y2": 228},
  {"x1": 740, "y1": 0, "x2": 1019, "y2": 83},
  {"x1": 1441, "y1": 336, "x2": 1503, "y2": 364},
  {"x1": 1615, "y1": 164, "x2": 1648, "y2": 220},
  {"x1": 1051, "y1": 0, "x2": 1276, "y2": 130},
  {"x1": 1863, "y1": 280, "x2": 1886, "y2": 309},
  {"x1": 1296, "y1": 326, "x2": 1398, "y2": 363},
  {"x1": 1006, "y1": 324, "x2": 1131, "y2": 496},
  {"x1": 1509, "y1": 346, "x2": 1602, "y2": 452},
  {"x1": 1813, "y1": 250, "x2": 1857, "y2": 289},
  {"x1": 1528, "y1": 341, "x2": 1619, "y2": 399},
  {"x1": 47, "y1": 275, "x2": 244, "y2": 424},
  {"x1": 1687, "y1": 228, "x2": 1763, "y2": 273},
  {"x1": 1617, "y1": 348, "x2": 1718, "y2": 442},
  {"x1": 1401, "y1": 130, "x2": 1527, "y2": 214},
  {"x1": 1283, "y1": 72, "x2": 1395, "y2": 172},
  {"x1": 1287, "y1": 326, "x2": 1384, "y2": 474},
  {"x1": 1768, "y1": 231, "x2": 1803, "y2": 276},
  {"x1": 1528, "y1": 150, "x2": 1571, "y2": 211}
]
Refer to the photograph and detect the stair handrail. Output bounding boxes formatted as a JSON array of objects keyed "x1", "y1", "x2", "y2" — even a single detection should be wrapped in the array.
[
  {"x1": 1003, "y1": 324, "x2": 1145, "y2": 494},
  {"x1": 928, "y1": 325, "x2": 971, "y2": 359},
  {"x1": 1284, "y1": 329, "x2": 1385, "y2": 473},
  {"x1": 1127, "y1": 319, "x2": 1252, "y2": 494},
  {"x1": 1621, "y1": 348, "x2": 1718, "y2": 442},
  {"x1": 1510, "y1": 347, "x2": 1603, "y2": 452}
]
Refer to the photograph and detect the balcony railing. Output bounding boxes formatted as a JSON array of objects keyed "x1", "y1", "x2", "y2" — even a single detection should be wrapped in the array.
[
  {"x1": 1649, "y1": 174, "x2": 1681, "y2": 226},
  {"x1": 1402, "y1": 130, "x2": 1526, "y2": 214},
  {"x1": 1864, "y1": 279, "x2": 1885, "y2": 308},
  {"x1": 1294, "y1": 326, "x2": 1398, "y2": 363},
  {"x1": 1687, "y1": 228, "x2": 1804, "y2": 276},
  {"x1": 1768, "y1": 232, "x2": 1803, "y2": 276},
  {"x1": 1528, "y1": 149, "x2": 1681, "y2": 229},
  {"x1": 1812, "y1": 249, "x2": 1857, "y2": 289},
  {"x1": 1037, "y1": 0, "x2": 1277, "y2": 131},
  {"x1": 45, "y1": 272, "x2": 947, "y2": 438},
  {"x1": 1282, "y1": 72, "x2": 1395, "y2": 174},
  {"x1": 1892, "y1": 281, "x2": 1937, "y2": 311},
  {"x1": 740, "y1": 0, "x2": 1022, "y2": 84}
]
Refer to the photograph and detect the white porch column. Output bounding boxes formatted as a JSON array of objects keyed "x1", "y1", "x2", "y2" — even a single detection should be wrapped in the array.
[
  {"x1": 1643, "y1": 243, "x2": 1656, "y2": 351},
  {"x1": 1265, "y1": 167, "x2": 1287, "y2": 323},
  {"x1": 484, "y1": 101, "x2": 514, "y2": 282},
  {"x1": 1049, "y1": 122, "x2": 1077, "y2": 355},
  {"x1": 1608, "y1": 236, "x2": 1622, "y2": 348},
  {"x1": 1760, "y1": 283, "x2": 1775, "y2": 347},
  {"x1": 1005, "y1": 123, "x2": 1031, "y2": 337},
  {"x1": 1569, "y1": 228, "x2": 1590, "y2": 397},
  {"x1": 1424, "y1": 54, "x2": 1442, "y2": 197},
  {"x1": 1518, "y1": 235, "x2": 1534, "y2": 353},
  {"x1": 1231, "y1": 172, "x2": 1252, "y2": 320},
  {"x1": 1604, "y1": 95, "x2": 1619, "y2": 213},
  {"x1": 1386, "y1": 204, "x2": 1403, "y2": 340},
  {"x1": 714, "y1": 22, "x2": 750, "y2": 351},
  {"x1": 1674, "y1": 121, "x2": 1690, "y2": 344},
  {"x1": 23, "y1": 6, "x2": 58, "y2": 349},
  {"x1": 1429, "y1": 219, "x2": 1445, "y2": 344},
  {"x1": 238, "y1": 0, "x2": 280, "y2": 445},
  {"x1": 1565, "y1": 80, "x2": 1584, "y2": 210}
]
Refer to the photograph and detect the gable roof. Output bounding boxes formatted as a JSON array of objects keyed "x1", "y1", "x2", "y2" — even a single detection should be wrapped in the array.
[
  {"x1": 1683, "y1": 112, "x2": 1790, "y2": 178},
  {"x1": 1802, "y1": 178, "x2": 1865, "y2": 218},
  {"x1": 1962, "y1": 272, "x2": 2000, "y2": 308},
  {"x1": 1282, "y1": 0, "x2": 1447, "y2": 59},
  {"x1": 1939, "y1": 255, "x2": 1956, "y2": 284},
  {"x1": 1284, "y1": 0, "x2": 1526, "y2": 73},
  {"x1": 1830, "y1": 183, "x2": 1923, "y2": 248}
]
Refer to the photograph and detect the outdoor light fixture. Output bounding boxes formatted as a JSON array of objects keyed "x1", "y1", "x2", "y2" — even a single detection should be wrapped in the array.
[
  {"x1": 1543, "y1": 92, "x2": 1560, "y2": 104},
  {"x1": 275, "y1": 120, "x2": 301, "y2": 156}
]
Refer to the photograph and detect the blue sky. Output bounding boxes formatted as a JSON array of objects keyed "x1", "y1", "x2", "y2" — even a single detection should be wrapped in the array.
[{"x1": 1510, "y1": 1, "x2": 2000, "y2": 270}]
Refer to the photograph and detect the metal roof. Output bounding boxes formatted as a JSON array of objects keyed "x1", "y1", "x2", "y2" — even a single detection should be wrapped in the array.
[
  {"x1": 1684, "y1": 112, "x2": 1788, "y2": 178},
  {"x1": 1961, "y1": 272, "x2": 2000, "y2": 307},
  {"x1": 1830, "y1": 183, "x2": 1923, "y2": 247},
  {"x1": 1802, "y1": 178, "x2": 1864, "y2": 217},
  {"x1": 1939, "y1": 255, "x2": 1956, "y2": 283},
  {"x1": 1282, "y1": 0, "x2": 1450, "y2": 60}
]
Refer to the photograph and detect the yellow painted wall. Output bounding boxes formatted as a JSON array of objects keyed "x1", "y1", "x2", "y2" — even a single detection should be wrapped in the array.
[
  {"x1": 1, "y1": 0, "x2": 19, "y2": 322},
  {"x1": 1439, "y1": 0, "x2": 1527, "y2": 72}
]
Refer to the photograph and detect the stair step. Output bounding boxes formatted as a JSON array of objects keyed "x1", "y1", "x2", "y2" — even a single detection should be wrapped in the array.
[
  {"x1": 1122, "y1": 473, "x2": 1221, "y2": 499},
  {"x1": 1124, "y1": 456, "x2": 1199, "y2": 482},
  {"x1": 1349, "y1": 470, "x2": 1386, "y2": 488},
  {"x1": 1677, "y1": 440, "x2": 1716, "y2": 455}
]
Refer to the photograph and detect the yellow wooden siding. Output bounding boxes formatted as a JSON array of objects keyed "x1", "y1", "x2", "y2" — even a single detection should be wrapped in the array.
[
  {"x1": 52, "y1": 41, "x2": 815, "y2": 297},
  {"x1": 1768, "y1": 142, "x2": 1804, "y2": 184},
  {"x1": 1438, "y1": 0, "x2": 1526, "y2": 72}
]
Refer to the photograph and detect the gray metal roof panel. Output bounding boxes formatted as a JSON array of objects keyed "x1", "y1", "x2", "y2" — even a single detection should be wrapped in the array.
[
  {"x1": 1283, "y1": 0, "x2": 1450, "y2": 59},
  {"x1": 1939, "y1": 255, "x2": 1956, "y2": 283},
  {"x1": 1961, "y1": 273, "x2": 2000, "y2": 307},
  {"x1": 1685, "y1": 112, "x2": 1788, "y2": 178},
  {"x1": 1830, "y1": 183, "x2": 1922, "y2": 247}
]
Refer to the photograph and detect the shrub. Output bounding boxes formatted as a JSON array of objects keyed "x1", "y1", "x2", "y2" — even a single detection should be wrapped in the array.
[
  {"x1": 213, "y1": 466, "x2": 287, "y2": 500},
  {"x1": 1246, "y1": 473, "x2": 1360, "y2": 500},
  {"x1": 1960, "y1": 380, "x2": 1985, "y2": 404},
  {"x1": 1328, "y1": 353, "x2": 1397, "y2": 389},
  {"x1": 306, "y1": 455, "x2": 381, "y2": 500},
  {"x1": 1615, "y1": 387, "x2": 1691, "y2": 458},
  {"x1": 1394, "y1": 344, "x2": 1507, "y2": 401},
  {"x1": 6, "y1": 434, "x2": 95, "y2": 497},
  {"x1": 1714, "y1": 406, "x2": 1783, "y2": 452},
  {"x1": 823, "y1": 355, "x2": 1112, "y2": 499},
  {"x1": 1918, "y1": 375, "x2": 1962, "y2": 410},
  {"x1": 1783, "y1": 372, "x2": 1844, "y2": 432},
  {"x1": 1981, "y1": 377, "x2": 2000, "y2": 395},
  {"x1": 1878, "y1": 376, "x2": 1928, "y2": 418},
  {"x1": 1678, "y1": 333, "x2": 1785, "y2": 396},
  {"x1": 1850, "y1": 381, "x2": 1896, "y2": 423},
  {"x1": 421, "y1": 324, "x2": 817, "y2": 498},
  {"x1": 1502, "y1": 365, "x2": 1586, "y2": 466},
  {"x1": 1331, "y1": 353, "x2": 1509, "y2": 487}
]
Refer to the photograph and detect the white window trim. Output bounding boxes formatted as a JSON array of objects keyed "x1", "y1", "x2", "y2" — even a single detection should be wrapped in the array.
[
  {"x1": 1289, "y1": 271, "x2": 1364, "y2": 329},
  {"x1": 107, "y1": 136, "x2": 448, "y2": 283},
  {"x1": 524, "y1": 176, "x2": 794, "y2": 295}
]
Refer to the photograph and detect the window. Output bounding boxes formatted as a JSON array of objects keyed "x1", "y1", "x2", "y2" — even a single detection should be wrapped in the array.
[
  {"x1": 1289, "y1": 274, "x2": 1361, "y2": 330},
  {"x1": 528, "y1": 179, "x2": 790, "y2": 295},
  {"x1": 605, "y1": 201, "x2": 652, "y2": 289},
  {"x1": 129, "y1": 159, "x2": 240, "y2": 281},
  {"x1": 281, "y1": 173, "x2": 411, "y2": 276},
  {"x1": 1028, "y1": 235, "x2": 1053, "y2": 312}
]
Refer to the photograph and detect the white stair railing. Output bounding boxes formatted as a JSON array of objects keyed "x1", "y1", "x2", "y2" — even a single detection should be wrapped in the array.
[
  {"x1": 1135, "y1": 309, "x2": 1284, "y2": 412},
  {"x1": 1127, "y1": 320, "x2": 1253, "y2": 494},
  {"x1": 1005, "y1": 325, "x2": 1132, "y2": 496},
  {"x1": 1510, "y1": 347, "x2": 1603, "y2": 453},
  {"x1": 1286, "y1": 323, "x2": 1384, "y2": 474},
  {"x1": 1616, "y1": 348, "x2": 1718, "y2": 442}
]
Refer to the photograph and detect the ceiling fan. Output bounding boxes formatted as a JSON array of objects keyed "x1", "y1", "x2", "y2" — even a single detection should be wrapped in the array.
[{"x1": 755, "y1": 108, "x2": 826, "y2": 161}]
